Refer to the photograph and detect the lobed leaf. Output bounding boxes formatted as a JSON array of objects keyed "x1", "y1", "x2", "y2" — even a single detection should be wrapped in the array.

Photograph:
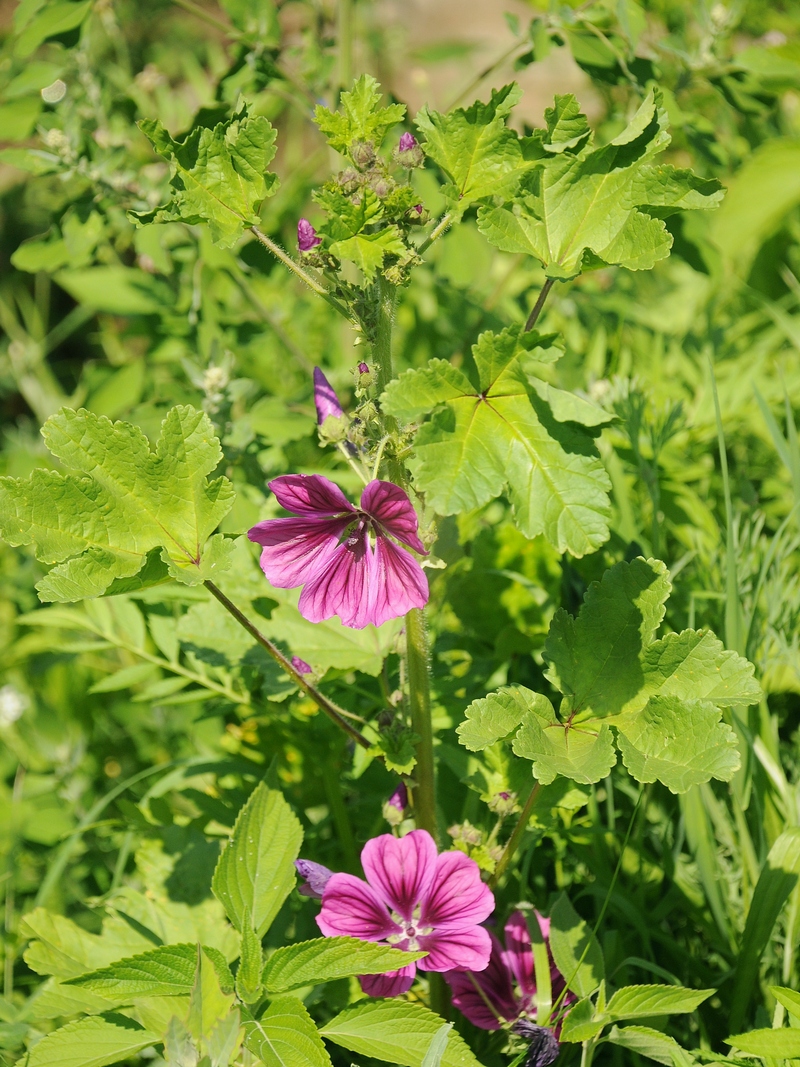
[
  {"x1": 315, "y1": 74, "x2": 406, "y2": 153},
  {"x1": 457, "y1": 685, "x2": 543, "y2": 751},
  {"x1": 512, "y1": 699, "x2": 617, "y2": 785}
]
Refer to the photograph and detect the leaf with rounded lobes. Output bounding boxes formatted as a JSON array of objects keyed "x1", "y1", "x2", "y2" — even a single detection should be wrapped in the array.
[
  {"x1": 0, "y1": 406, "x2": 234, "y2": 602},
  {"x1": 314, "y1": 74, "x2": 406, "y2": 153},
  {"x1": 211, "y1": 782, "x2": 302, "y2": 938},
  {"x1": 329, "y1": 227, "x2": 406, "y2": 282},
  {"x1": 512, "y1": 698, "x2": 616, "y2": 785},
  {"x1": 262, "y1": 937, "x2": 426, "y2": 994},
  {"x1": 416, "y1": 84, "x2": 540, "y2": 215},
  {"x1": 544, "y1": 558, "x2": 670, "y2": 720},
  {"x1": 321, "y1": 999, "x2": 482, "y2": 1067},
  {"x1": 382, "y1": 327, "x2": 611, "y2": 558},
  {"x1": 457, "y1": 685, "x2": 546, "y2": 752},
  {"x1": 243, "y1": 996, "x2": 332, "y2": 1067},
  {"x1": 726, "y1": 1028, "x2": 800, "y2": 1058},
  {"x1": 133, "y1": 107, "x2": 278, "y2": 247},
  {"x1": 65, "y1": 943, "x2": 232, "y2": 1002},
  {"x1": 602, "y1": 985, "x2": 714, "y2": 1022},
  {"x1": 548, "y1": 894, "x2": 604, "y2": 999},
  {"x1": 606, "y1": 1025, "x2": 693, "y2": 1067},
  {"x1": 615, "y1": 696, "x2": 740, "y2": 794},
  {"x1": 16, "y1": 1013, "x2": 158, "y2": 1067}
]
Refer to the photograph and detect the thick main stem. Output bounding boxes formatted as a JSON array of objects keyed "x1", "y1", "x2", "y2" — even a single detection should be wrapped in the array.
[{"x1": 406, "y1": 607, "x2": 437, "y2": 838}]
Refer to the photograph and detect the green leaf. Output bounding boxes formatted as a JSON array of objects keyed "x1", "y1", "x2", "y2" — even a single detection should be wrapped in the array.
[
  {"x1": 616, "y1": 697, "x2": 740, "y2": 793},
  {"x1": 187, "y1": 946, "x2": 236, "y2": 1046},
  {"x1": 321, "y1": 999, "x2": 482, "y2": 1067},
  {"x1": 135, "y1": 107, "x2": 279, "y2": 247},
  {"x1": 211, "y1": 782, "x2": 302, "y2": 938},
  {"x1": 729, "y1": 827, "x2": 800, "y2": 1024},
  {"x1": 235, "y1": 922, "x2": 263, "y2": 1004},
  {"x1": 14, "y1": 0, "x2": 92, "y2": 57},
  {"x1": 262, "y1": 937, "x2": 426, "y2": 993},
  {"x1": 0, "y1": 406, "x2": 234, "y2": 602},
  {"x1": 382, "y1": 327, "x2": 611, "y2": 557},
  {"x1": 0, "y1": 147, "x2": 60, "y2": 174},
  {"x1": 770, "y1": 985, "x2": 800, "y2": 1017},
  {"x1": 726, "y1": 1028, "x2": 800, "y2": 1058},
  {"x1": 55, "y1": 267, "x2": 172, "y2": 314},
  {"x1": 548, "y1": 893, "x2": 605, "y2": 998},
  {"x1": 422, "y1": 1025, "x2": 454, "y2": 1067},
  {"x1": 21, "y1": 908, "x2": 155, "y2": 979},
  {"x1": 65, "y1": 943, "x2": 232, "y2": 1002},
  {"x1": 243, "y1": 996, "x2": 332, "y2": 1067},
  {"x1": 477, "y1": 90, "x2": 722, "y2": 279},
  {"x1": 559, "y1": 997, "x2": 604, "y2": 1043},
  {"x1": 329, "y1": 227, "x2": 406, "y2": 281},
  {"x1": 512, "y1": 698, "x2": 617, "y2": 785},
  {"x1": 602, "y1": 985, "x2": 714, "y2": 1021},
  {"x1": 314, "y1": 74, "x2": 405, "y2": 153},
  {"x1": 606, "y1": 1025, "x2": 693, "y2": 1067},
  {"x1": 16, "y1": 1013, "x2": 158, "y2": 1067},
  {"x1": 544, "y1": 557, "x2": 670, "y2": 720},
  {"x1": 416, "y1": 84, "x2": 536, "y2": 213},
  {"x1": 457, "y1": 685, "x2": 543, "y2": 751}
]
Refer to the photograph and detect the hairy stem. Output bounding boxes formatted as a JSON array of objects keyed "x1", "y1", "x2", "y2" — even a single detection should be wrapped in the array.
[
  {"x1": 417, "y1": 212, "x2": 453, "y2": 256},
  {"x1": 204, "y1": 581, "x2": 372, "y2": 749},
  {"x1": 489, "y1": 782, "x2": 541, "y2": 888},
  {"x1": 525, "y1": 278, "x2": 555, "y2": 332},
  {"x1": 406, "y1": 608, "x2": 437, "y2": 839},
  {"x1": 250, "y1": 226, "x2": 352, "y2": 323},
  {"x1": 373, "y1": 276, "x2": 397, "y2": 395}
]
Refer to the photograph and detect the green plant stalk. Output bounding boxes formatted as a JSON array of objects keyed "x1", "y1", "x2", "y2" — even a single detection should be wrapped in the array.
[
  {"x1": 406, "y1": 607, "x2": 436, "y2": 838},
  {"x1": 373, "y1": 276, "x2": 397, "y2": 395},
  {"x1": 489, "y1": 781, "x2": 542, "y2": 888},
  {"x1": 250, "y1": 226, "x2": 353, "y2": 323}
]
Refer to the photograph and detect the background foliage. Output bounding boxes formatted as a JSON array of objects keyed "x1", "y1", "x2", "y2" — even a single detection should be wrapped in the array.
[{"x1": 2, "y1": 0, "x2": 800, "y2": 1064}]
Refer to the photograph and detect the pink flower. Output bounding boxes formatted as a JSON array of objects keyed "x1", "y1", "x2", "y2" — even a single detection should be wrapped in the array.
[
  {"x1": 313, "y1": 367, "x2": 344, "y2": 423},
  {"x1": 247, "y1": 474, "x2": 429, "y2": 629},
  {"x1": 298, "y1": 218, "x2": 322, "y2": 251},
  {"x1": 316, "y1": 829, "x2": 495, "y2": 997},
  {"x1": 399, "y1": 132, "x2": 418, "y2": 151},
  {"x1": 444, "y1": 911, "x2": 574, "y2": 1032}
]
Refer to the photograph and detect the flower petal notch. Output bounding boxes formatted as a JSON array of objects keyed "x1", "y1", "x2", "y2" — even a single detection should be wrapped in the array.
[{"x1": 248, "y1": 474, "x2": 429, "y2": 629}]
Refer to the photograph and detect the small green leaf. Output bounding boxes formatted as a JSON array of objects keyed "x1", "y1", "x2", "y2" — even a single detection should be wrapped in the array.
[
  {"x1": 512, "y1": 699, "x2": 617, "y2": 785},
  {"x1": 211, "y1": 782, "x2": 303, "y2": 938},
  {"x1": 187, "y1": 946, "x2": 236, "y2": 1046},
  {"x1": 235, "y1": 922, "x2": 263, "y2": 1004},
  {"x1": 243, "y1": 996, "x2": 332, "y2": 1067},
  {"x1": 17, "y1": 1013, "x2": 158, "y2": 1067},
  {"x1": 548, "y1": 894, "x2": 604, "y2": 998},
  {"x1": 558, "y1": 997, "x2": 604, "y2": 1043},
  {"x1": 329, "y1": 227, "x2": 406, "y2": 281},
  {"x1": 457, "y1": 685, "x2": 542, "y2": 751},
  {"x1": 262, "y1": 937, "x2": 426, "y2": 994},
  {"x1": 770, "y1": 985, "x2": 800, "y2": 1017},
  {"x1": 606, "y1": 1025, "x2": 693, "y2": 1067},
  {"x1": 615, "y1": 697, "x2": 740, "y2": 793},
  {"x1": 65, "y1": 943, "x2": 227, "y2": 1000},
  {"x1": 14, "y1": 0, "x2": 92, "y2": 57},
  {"x1": 726, "y1": 1028, "x2": 800, "y2": 1058},
  {"x1": 602, "y1": 985, "x2": 714, "y2": 1021},
  {"x1": 314, "y1": 75, "x2": 406, "y2": 153},
  {"x1": 321, "y1": 999, "x2": 482, "y2": 1067},
  {"x1": 134, "y1": 107, "x2": 279, "y2": 247}
]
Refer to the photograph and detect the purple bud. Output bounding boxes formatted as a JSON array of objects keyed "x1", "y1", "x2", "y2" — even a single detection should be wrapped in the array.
[
  {"x1": 387, "y1": 782, "x2": 408, "y2": 812},
  {"x1": 358, "y1": 361, "x2": 370, "y2": 375},
  {"x1": 399, "y1": 132, "x2": 418, "y2": 151},
  {"x1": 295, "y1": 859, "x2": 334, "y2": 899},
  {"x1": 297, "y1": 218, "x2": 322, "y2": 252},
  {"x1": 291, "y1": 655, "x2": 312, "y2": 675},
  {"x1": 413, "y1": 204, "x2": 423, "y2": 215},
  {"x1": 512, "y1": 1023, "x2": 560, "y2": 1067},
  {"x1": 313, "y1": 367, "x2": 345, "y2": 423}
]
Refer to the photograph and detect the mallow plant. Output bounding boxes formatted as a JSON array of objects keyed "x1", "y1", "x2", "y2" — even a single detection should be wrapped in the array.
[{"x1": 0, "y1": 71, "x2": 771, "y2": 1067}]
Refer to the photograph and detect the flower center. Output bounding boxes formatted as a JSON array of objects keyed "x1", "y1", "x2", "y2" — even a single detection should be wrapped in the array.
[{"x1": 387, "y1": 919, "x2": 434, "y2": 952}]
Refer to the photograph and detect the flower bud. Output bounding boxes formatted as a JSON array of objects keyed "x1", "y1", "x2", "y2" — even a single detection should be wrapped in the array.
[
  {"x1": 337, "y1": 167, "x2": 361, "y2": 194},
  {"x1": 298, "y1": 218, "x2": 322, "y2": 252},
  {"x1": 350, "y1": 140, "x2": 375, "y2": 169},
  {"x1": 487, "y1": 790, "x2": 519, "y2": 817},
  {"x1": 291, "y1": 655, "x2": 312, "y2": 675},
  {"x1": 313, "y1": 367, "x2": 345, "y2": 423},
  {"x1": 295, "y1": 859, "x2": 334, "y2": 898},
  {"x1": 382, "y1": 783, "x2": 408, "y2": 828},
  {"x1": 393, "y1": 132, "x2": 425, "y2": 168}
]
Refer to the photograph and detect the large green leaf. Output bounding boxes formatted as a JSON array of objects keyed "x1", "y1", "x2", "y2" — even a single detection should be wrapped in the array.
[
  {"x1": 263, "y1": 937, "x2": 426, "y2": 993},
  {"x1": 21, "y1": 908, "x2": 154, "y2": 979},
  {"x1": 602, "y1": 985, "x2": 713, "y2": 1021},
  {"x1": 615, "y1": 697, "x2": 740, "y2": 794},
  {"x1": 548, "y1": 894, "x2": 605, "y2": 998},
  {"x1": 512, "y1": 698, "x2": 617, "y2": 785},
  {"x1": 314, "y1": 74, "x2": 405, "y2": 153},
  {"x1": 211, "y1": 782, "x2": 302, "y2": 938},
  {"x1": 456, "y1": 685, "x2": 543, "y2": 751},
  {"x1": 243, "y1": 997, "x2": 332, "y2": 1067},
  {"x1": 606, "y1": 1025, "x2": 693, "y2": 1067},
  {"x1": 477, "y1": 91, "x2": 722, "y2": 279},
  {"x1": 65, "y1": 943, "x2": 232, "y2": 1002},
  {"x1": 0, "y1": 406, "x2": 234, "y2": 601},
  {"x1": 16, "y1": 1014, "x2": 158, "y2": 1067},
  {"x1": 543, "y1": 557, "x2": 670, "y2": 720},
  {"x1": 134, "y1": 107, "x2": 278, "y2": 246},
  {"x1": 382, "y1": 327, "x2": 611, "y2": 557},
  {"x1": 321, "y1": 1000, "x2": 482, "y2": 1067}
]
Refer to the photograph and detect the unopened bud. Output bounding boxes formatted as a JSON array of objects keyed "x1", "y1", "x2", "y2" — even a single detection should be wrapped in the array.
[
  {"x1": 393, "y1": 132, "x2": 425, "y2": 168},
  {"x1": 313, "y1": 367, "x2": 345, "y2": 423},
  {"x1": 291, "y1": 656, "x2": 312, "y2": 675},
  {"x1": 487, "y1": 790, "x2": 519, "y2": 817},
  {"x1": 298, "y1": 218, "x2": 322, "y2": 252},
  {"x1": 295, "y1": 859, "x2": 333, "y2": 899},
  {"x1": 350, "y1": 140, "x2": 375, "y2": 169}
]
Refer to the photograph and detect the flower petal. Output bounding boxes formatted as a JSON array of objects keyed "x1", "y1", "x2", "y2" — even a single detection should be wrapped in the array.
[
  {"x1": 359, "y1": 963, "x2": 416, "y2": 998},
  {"x1": 503, "y1": 911, "x2": 535, "y2": 997},
  {"x1": 420, "y1": 850, "x2": 495, "y2": 929},
  {"x1": 248, "y1": 516, "x2": 350, "y2": 589},
  {"x1": 298, "y1": 530, "x2": 376, "y2": 628},
  {"x1": 317, "y1": 873, "x2": 400, "y2": 941},
  {"x1": 444, "y1": 932, "x2": 518, "y2": 1029},
  {"x1": 417, "y1": 923, "x2": 492, "y2": 972},
  {"x1": 361, "y1": 481, "x2": 427, "y2": 553},
  {"x1": 313, "y1": 367, "x2": 345, "y2": 423},
  {"x1": 361, "y1": 830, "x2": 438, "y2": 921},
  {"x1": 371, "y1": 537, "x2": 429, "y2": 626},
  {"x1": 269, "y1": 474, "x2": 355, "y2": 517}
]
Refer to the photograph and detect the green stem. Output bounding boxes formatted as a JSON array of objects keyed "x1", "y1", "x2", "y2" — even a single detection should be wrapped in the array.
[
  {"x1": 204, "y1": 581, "x2": 372, "y2": 749},
  {"x1": 250, "y1": 227, "x2": 353, "y2": 323},
  {"x1": 525, "y1": 278, "x2": 555, "y2": 332},
  {"x1": 417, "y1": 212, "x2": 454, "y2": 256},
  {"x1": 373, "y1": 276, "x2": 397, "y2": 395},
  {"x1": 580, "y1": 1035, "x2": 599, "y2": 1067},
  {"x1": 406, "y1": 608, "x2": 437, "y2": 839},
  {"x1": 489, "y1": 781, "x2": 541, "y2": 888}
]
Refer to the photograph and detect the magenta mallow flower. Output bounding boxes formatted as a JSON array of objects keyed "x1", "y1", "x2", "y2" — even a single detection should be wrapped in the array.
[
  {"x1": 444, "y1": 911, "x2": 574, "y2": 1032},
  {"x1": 247, "y1": 474, "x2": 429, "y2": 629},
  {"x1": 399, "y1": 132, "x2": 418, "y2": 151},
  {"x1": 298, "y1": 218, "x2": 322, "y2": 251},
  {"x1": 313, "y1": 367, "x2": 344, "y2": 423},
  {"x1": 315, "y1": 829, "x2": 495, "y2": 997},
  {"x1": 295, "y1": 859, "x2": 334, "y2": 899}
]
